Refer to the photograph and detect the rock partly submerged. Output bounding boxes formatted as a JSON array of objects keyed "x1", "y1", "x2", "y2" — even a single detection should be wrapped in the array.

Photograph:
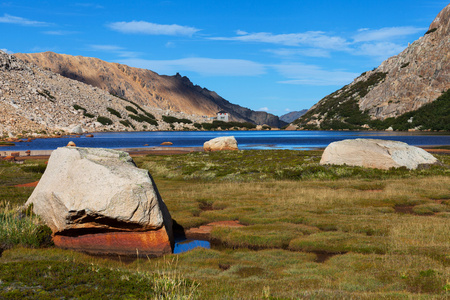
[
  {"x1": 320, "y1": 139, "x2": 439, "y2": 170},
  {"x1": 25, "y1": 147, "x2": 173, "y2": 256},
  {"x1": 204, "y1": 136, "x2": 239, "y2": 151}
]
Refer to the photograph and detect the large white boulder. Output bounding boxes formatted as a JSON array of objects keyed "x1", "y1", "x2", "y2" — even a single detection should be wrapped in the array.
[
  {"x1": 204, "y1": 136, "x2": 238, "y2": 151},
  {"x1": 69, "y1": 125, "x2": 84, "y2": 134},
  {"x1": 320, "y1": 139, "x2": 438, "y2": 170},
  {"x1": 26, "y1": 147, "x2": 173, "y2": 256}
]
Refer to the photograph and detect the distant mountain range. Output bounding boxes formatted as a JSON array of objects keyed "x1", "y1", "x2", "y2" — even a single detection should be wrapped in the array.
[
  {"x1": 293, "y1": 4, "x2": 450, "y2": 131},
  {"x1": 15, "y1": 52, "x2": 286, "y2": 128},
  {"x1": 279, "y1": 110, "x2": 308, "y2": 123}
]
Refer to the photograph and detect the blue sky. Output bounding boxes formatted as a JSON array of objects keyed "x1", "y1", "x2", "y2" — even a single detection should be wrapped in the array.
[{"x1": 1, "y1": 1, "x2": 447, "y2": 116}]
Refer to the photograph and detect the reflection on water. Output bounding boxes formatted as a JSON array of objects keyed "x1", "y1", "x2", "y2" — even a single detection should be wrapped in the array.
[{"x1": 173, "y1": 238, "x2": 210, "y2": 254}]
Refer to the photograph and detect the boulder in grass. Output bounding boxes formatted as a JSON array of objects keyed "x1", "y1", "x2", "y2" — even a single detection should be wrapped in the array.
[
  {"x1": 320, "y1": 139, "x2": 438, "y2": 170},
  {"x1": 204, "y1": 136, "x2": 238, "y2": 151},
  {"x1": 25, "y1": 147, "x2": 173, "y2": 256}
]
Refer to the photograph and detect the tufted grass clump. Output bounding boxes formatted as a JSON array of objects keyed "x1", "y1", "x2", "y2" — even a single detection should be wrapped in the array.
[{"x1": 0, "y1": 202, "x2": 52, "y2": 249}]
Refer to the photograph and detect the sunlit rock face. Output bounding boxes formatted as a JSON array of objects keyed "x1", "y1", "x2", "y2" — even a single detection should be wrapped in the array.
[
  {"x1": 204, "y1": 136, "x2": 239, "y2": 151},
  {"x1": 26, "y1": 146, "x2": 173, "y2": 256}
]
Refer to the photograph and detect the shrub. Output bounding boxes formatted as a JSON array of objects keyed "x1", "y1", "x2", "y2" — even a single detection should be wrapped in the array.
[
  {"x1": 38, "y1": 89, "x2": 55, "y2": 102},
  {"x1": 162, "y1": 116, "x2": 193, "y2": 124},
  {"x1": 125, "y1": 106, "x2": 138, "y2": 114},
  {"x1": 119, "y1": 120, "x2": 135, "y2": 129},
  {"x1": 97, "y1": 116, "x2": 113, "y2": 125},
  {"x1": 73, "y1": 104, "x2": 86, "y2": 111},
  {"x1": 425, "y1": 28, "x2": 437, "y2": 35},
  {"x1": 129, "y1": 114, "x2": 158, "y2": 126},
  {"x1": 107, "y1": 107, "x2": 121, "y2": 118}
]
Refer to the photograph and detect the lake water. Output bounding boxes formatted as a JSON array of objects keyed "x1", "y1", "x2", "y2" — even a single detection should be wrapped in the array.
[
  {"x1": 2, "y1": 130, "x2": 450, "y2": 151},
  {"x1": 173, "y1": 238, "x2": 210, "y2": 254}
]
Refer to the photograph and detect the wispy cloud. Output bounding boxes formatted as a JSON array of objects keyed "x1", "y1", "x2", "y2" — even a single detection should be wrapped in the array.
[
  {"x1": 274, "y1": 63, "x2": 359, "y2": 86},
  {"x1": 355, "y1": 42, "x2": 407, "y2": 59},
  {"x1": 73, "y1": 3, "x2": 104, "y2": 9},
  {"x1": 211, "y1": 25, "x2": 425, "y2": 61},
  {"x1": 258, "y1": 107, "x2": 270, "y2": 112},
  {"x1": 42, "y1": 30, "x2": 78, "y2": 35},
  {"x1": 0, "y1": 14, "x2": 49, "y2": 26},
  {"x1": 0, "y1": 48, "x2": 13, "y2": 54},
  {"x1": 118, "y1": 57, "x2": 266, "y2": 76},
  {"x1": 88, "y1": 44, "x2": 141, "y2": 58},
  {"x1": 265, "y1": 48, "x2": 330, "y2": 58},
  {"x1": 211, "y1": 31, "x2": 349, "y2": 50},
  {"x1": 107, "y1": 21, "x2": 200, "y2": 36},
  {"x1": 353, "y1": 26, "x2": 426, "y2": 42}
]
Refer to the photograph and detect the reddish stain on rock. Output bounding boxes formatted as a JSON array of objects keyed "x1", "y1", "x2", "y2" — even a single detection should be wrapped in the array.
[
  {"x1": 53, "y1": 227, "x2": 172, "y2": 257},
  {"x1": 15, "y1": 181, "x2": 40, "y2": 187}
]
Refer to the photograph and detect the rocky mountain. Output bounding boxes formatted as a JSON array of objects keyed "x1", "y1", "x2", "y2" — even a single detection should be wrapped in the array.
[
  {"x1": 0, "y1": 50, "x2": 213, "y2": 136},
  {"x1": 280, "y1": 110, "x2": 308, "y2": 123},
  {"x1": 15, "y1": 52, "x2": 285, "y2": 127},
  {"x1": 294, "y1": 4, "x2": 450, "y2": 130}
]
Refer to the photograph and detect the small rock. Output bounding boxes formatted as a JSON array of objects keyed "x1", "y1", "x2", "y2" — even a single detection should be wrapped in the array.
[
  {"x1": 67, "y1": 141, "x2": 76, "y2": 147},
  {"x1": 160, "y1": 141, "x2": 173, "y2": 146},
  {"x1": 204, "y1": 136, "x2": 238, "y2": 151}
]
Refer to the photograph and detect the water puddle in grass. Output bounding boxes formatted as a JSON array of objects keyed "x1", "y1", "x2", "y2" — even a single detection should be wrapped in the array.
[
  {"x1": 173, "y1": 238, "x2": 210, "y2": 254},
  {"x1": 313, "y1": 251, "x2": 342, "y2": 263},
  {"x1": 394, "y1": 205, "x2": 414, "y2": 214}
]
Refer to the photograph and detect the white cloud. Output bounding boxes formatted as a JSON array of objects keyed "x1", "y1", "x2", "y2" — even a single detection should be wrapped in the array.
[
  {"x1": 88, "y1": 44, "x2": 140, "y2": 58},
  {"x1": 108, "y1": 21, "x2": 200, "y2": 36},
  {"x1": 118, "y1": 57, "x2": 266, "y2": 76},
  {"x1": 265, "y1": 48, "x2": 330, "y2": 58},
  {"x1": 42, "y1": 30, "x2": 78, "y2": 35},
  {"x1": 0, "y1": 48, "x2": 13, "y2": 54},
  {"x1": 284, "y1": 108, "x2": 291, "y2": 112},
  {"x1": 353, "y1": 26, "x2": 426, "y2": 42},
  {"x1": 211, "y1": 31, "x2": 349, "y2": 50},
  {"x1": 274, "y1": 63, "x2": 359, "y2": 86},
  {"x1": 356, "y1": 42, "x2": 406, "y2": 58},
  {"x1": 90, "y1": 44, "x2": 123, "y2": 51},
  {"x1": 258, "y1": 107, "x2": 269, "y2": 112},
  {"x1": 0, "y1": 14, "x2": 49, "y2": 26}
]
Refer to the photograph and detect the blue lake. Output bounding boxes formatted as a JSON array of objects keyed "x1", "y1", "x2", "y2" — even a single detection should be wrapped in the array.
[{"x1": 1, "y1": 130, "x2": 450, "y2": 151}]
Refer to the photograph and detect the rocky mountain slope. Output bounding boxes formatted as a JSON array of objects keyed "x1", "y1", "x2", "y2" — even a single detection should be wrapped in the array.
[
  {"x1": 294, "y1": 4, "x2": 449, "y2": 130},
  {"x1": 0, "y1": 50, "x2": 210, "y2": 136},
  {"x1": 280, "y1": 110, "x2": 308, "y2": 123},
  {"x1": 15, "y1": 52, "x2": 285, "y2": 127}
]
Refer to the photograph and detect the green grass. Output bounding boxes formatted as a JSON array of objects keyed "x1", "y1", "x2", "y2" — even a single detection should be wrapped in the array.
[
  {"x1": 0, "y1": 249, "x2": 198, "y2": 299},
  {"x1": 136, "y1": 149, "x2": 450, "y2": 182},
  {"x1": 1, "y1": 150, "x2": 449, "y2": 298}
]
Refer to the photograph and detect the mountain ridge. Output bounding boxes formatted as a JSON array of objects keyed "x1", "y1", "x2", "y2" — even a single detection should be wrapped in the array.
[{"x1": 15, "y1": 52, "x2": 285, "y2": 128}]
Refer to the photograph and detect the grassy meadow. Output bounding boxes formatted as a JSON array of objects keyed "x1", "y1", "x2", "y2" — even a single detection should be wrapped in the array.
[{"x1": 0, "y1": 150, "x2": 449, "y2": 299}]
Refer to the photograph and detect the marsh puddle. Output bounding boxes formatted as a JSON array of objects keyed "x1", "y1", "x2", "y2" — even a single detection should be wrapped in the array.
[{"x1": 173, "y1": 238, "x2": 210, "y2": 254}]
